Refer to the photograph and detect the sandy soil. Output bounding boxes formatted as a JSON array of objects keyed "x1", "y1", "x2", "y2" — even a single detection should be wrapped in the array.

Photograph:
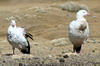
[{"x1": 0, "y1": 0, "x2": 100, "y2": 66}]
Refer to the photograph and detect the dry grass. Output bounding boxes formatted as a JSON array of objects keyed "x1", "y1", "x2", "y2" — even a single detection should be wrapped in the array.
[
  {"x1": 50, "y1": 38, "x2": 68, "y2": 46},
  {"x1": 61, "y1": 2, "x2": 89, "y2": 12},
  {"x1": 93, "y1": 8, "x2": 100, "y2": 13}
]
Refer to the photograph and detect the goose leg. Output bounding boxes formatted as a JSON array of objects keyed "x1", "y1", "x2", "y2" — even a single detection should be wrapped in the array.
[
  {"x1": 13, "y1": 47, "x2": 15, "y2": 54},
  {"x1": 75, "y1": 45, "x2": 82, "y2": 53},
  {"x1": 73, "y1": 46, "x2": 76, "y2": 53}
]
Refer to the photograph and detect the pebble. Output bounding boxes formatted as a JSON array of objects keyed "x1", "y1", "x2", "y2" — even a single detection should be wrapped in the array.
[
  {"x1": 19, "y1": 63, "x2": 25, "y2": 66},
  {"x1": 92, "y1": 39, "x2": 96, "y2": 43},
  {"x1": 63, "y1": 54, "x2": 69, "y2": 58},
  {"x1": 92, "y1": 50, "x2": 95, "y2": 52},
  {"x1": 92, "y1": 16, "x2": 96, "y2": 18},
  {"x1": 59, "y1": 58, "x2": 65, "y2": 63}
]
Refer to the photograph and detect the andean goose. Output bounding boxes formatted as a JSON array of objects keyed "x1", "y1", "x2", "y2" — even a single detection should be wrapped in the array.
[
  {"x1": 7, "y1": 20, "x2": 34, "y2": 54},
  {"x1": 68, "y1": 10, "x2": 89, "y2": 53}
]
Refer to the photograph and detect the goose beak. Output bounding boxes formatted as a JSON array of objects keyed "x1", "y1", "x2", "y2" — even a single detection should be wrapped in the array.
[{"x1": 87, "y1": 13, "x2": 90, "y2": 16}]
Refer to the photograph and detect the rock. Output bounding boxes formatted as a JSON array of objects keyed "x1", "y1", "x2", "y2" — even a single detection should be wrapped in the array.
[
  {"x1": 3, "y1": 60, "x2": 5, "y2": 63},
  {"x1": 33, "y1": 57, "x2": 39, "y2": 59},
  {"x1": 19, "y1": 63, "x2": 25, "y2": 66},
  {"x1": 92, "y1": 16, "x2": 96, "y2": 18},
  {"x1": 48, "y1": 55, "x2": 53, "y2": 58},
  {"x1": 92, "y1": 50, "x2": 95, "y2": 52},
  {"x1": 98, "y1": 41, "x2": 100, "y2": 43},
  {"x1": 92, "y1": 39, "x2": 96, "y2": 43},
  {"x1": 59, "y1": 58, "x2": 65, "y2": 63},
  {"x1": 86, "y1": 39, "x2": 97, "y2": 43},
  {"x1": 63, "y1": 54, "x2": 69, "y2": 58},
  {"x1": 86, "y1": 40, "x2": 91, "y2": 43},
  {"x1": 63, "y1": 53, "x2": 79, "y2": 57},
  {"x1": 33, "y1": 43, "x2": 38, "y2": 46}
]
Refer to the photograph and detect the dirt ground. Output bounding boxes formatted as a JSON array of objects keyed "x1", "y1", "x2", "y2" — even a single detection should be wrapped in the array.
[{"x1": 0, "y1": 0, "x2": 100, "y2": 66}]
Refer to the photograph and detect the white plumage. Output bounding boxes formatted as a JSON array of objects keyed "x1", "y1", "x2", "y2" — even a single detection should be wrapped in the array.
[
  {"x1": 7, "y1": 20, "x2": 34, "y2": 54},
  {"x1": 68, "y1": 10, "x2": 89, "y2": 53}
]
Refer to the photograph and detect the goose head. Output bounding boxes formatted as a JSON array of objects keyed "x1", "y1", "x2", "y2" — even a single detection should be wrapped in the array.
[
  {"x1": 76, "y1": 10, "x2": 89, "y2": 18},
  {"x1": 10, "y1": 20, "x2": 16, "y2": 27}
]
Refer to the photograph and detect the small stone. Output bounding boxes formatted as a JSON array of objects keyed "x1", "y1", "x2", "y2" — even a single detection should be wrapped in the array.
[
  {"x1": 33, "y1": 44, "x2": 38, "y2": 46},
  {"x1": 86, "y1": 40, "x2": 90, "y2": 43},
  {"x1": 92, "y1": 39, "x2": 96, "y2": 43},
  {"x1": 92, "y1": 16, "x2": 96, "y2": 18},
  {"x1": 63, "y1": 54, "x2": 69, "y2": 58},
  {"x1": 92, "y1": 50, "x2": 95, "y2": 52},
  {"x1": 98, "y1": 42, "x2": 100, "y2": 43},
  {"x1": 34, "y1": 57, "x2": 39, "y2": 59},
  {"x1": 21, "y1": 58, "x2": 25, "y2": 60},
  {"x1": 19, "y1": 63, "x2": 25, "y2": 66},
  {"x1": 59, "y1": 58, "x2": 65, "y2": 63},
  {"x1": 3, "y1": 60, "x2": 5, "y2": 63},
  {"x1": 48, "y1": 55, "x2": 53, "y2": 58}
]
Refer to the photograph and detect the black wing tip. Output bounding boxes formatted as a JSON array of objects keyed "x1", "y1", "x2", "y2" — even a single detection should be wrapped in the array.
[
  {"x1": 25, "y1": 33, "x2": 34, "y2": 41},
  {"x1": 21, "y1": 40, "x2": 30, "y2": 54},
  {"x1": 21, "y1": 49, "x2": 30, "y2": 54}
]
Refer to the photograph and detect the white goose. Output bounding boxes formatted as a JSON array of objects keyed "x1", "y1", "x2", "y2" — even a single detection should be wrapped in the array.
[
  {"x1": 7, "y1": 20, "x2": 34, "y2": 54},
  {"x1": 68, "y1": 10, "x2": 89, "y2": 53}
]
